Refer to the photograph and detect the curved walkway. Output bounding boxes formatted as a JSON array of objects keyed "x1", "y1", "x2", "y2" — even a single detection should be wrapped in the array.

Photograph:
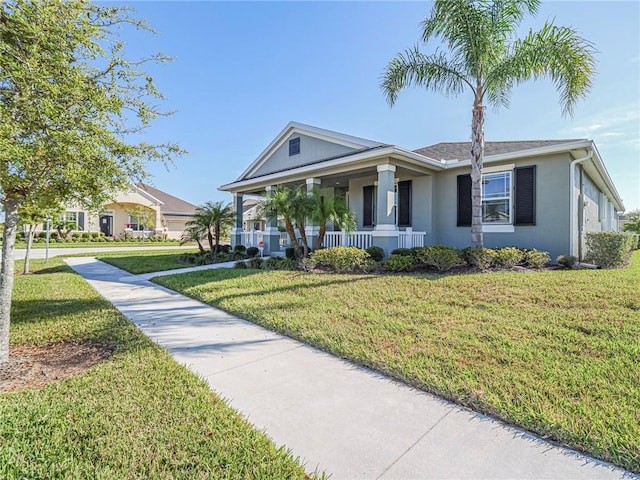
[{"x1": 65, "y1": 257, "x2": 635, "y2": 480}]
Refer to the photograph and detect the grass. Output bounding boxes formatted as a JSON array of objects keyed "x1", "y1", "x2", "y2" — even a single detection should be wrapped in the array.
[
  {"x1": 12, "y1": 241, "x2": 185, "y2": 248},
  {"x1": 1, "y1": 258, "x2": 313, "y2": 479},
  {"x1": 154, "y1": 251, "x2": 640, "y2": 473},
  {"x1": 94, "y1": 249, "x2": 199, "y2": 274}
]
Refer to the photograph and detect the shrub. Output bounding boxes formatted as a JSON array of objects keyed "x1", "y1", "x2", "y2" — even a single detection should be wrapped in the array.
[
  {"x1": 81, "y1": 232, "x2": 90, "y2": 240},
  {"x1": 38, "y1": 231, "x2": 47, "y2": 239},
  {"x1": 306, "y1": 247, "x2": 370, "y2": 273},
  {"x1": 234, "y1": 245, "x2": 246, "y2": 254},
  {"x1": 219, "y1": 245, "x2": 231, "y2": 254},
  {"x1": 384, "y1": 254, "x2": 414, "y2": 272},
  {"x1": 233, "y1": 251, "x2": 245, "y2": 260},
  {"x1": 365, "y1": 246, "x2": 385, "y2": 262},
  {"x1": 285, "y1": 247, "x2": 296, "y2": 260},
  {"x1": 557, "y1": 254, "x2": 578, "y2": 269},
  {"x1": 585, "y1": 231, "x2": 635, "y2": 267},
  {"x1": 247, "y1": 257, "x2": 263, "y2": 269},
  {"x1": 524, "y1": 249, "x2": 550, "y2": 269},
  {"x1": 71, "y1": 232, "x2": 80, "y2": 239},
  {"x1": 278, "y1": 258, "x2": 299, "y2": 271},
  {"x1": 414, "y1": 245, "x2": 463, "y2": 272},
  {"x1": 50, "y1": 232, "x2": 59, "y2": 240},
  {"x1": 91, "y1": 232, "x2": 100, "y2": 239},
  {"x1": 461, "y1": 247, "x2": 496, "y2": 270},
  {"x1": 492, "y1": 247, "x2": 526, "y2": 268},
  {"x1": 246, "y1": 246, "x2": 259, "y2": 258},
  {"x1": 234, "y1": 260, "x2": 247, "y2": 269},
  {"x1": 390, "y1": 248, "x2": 413, "y2": 257},
  {"x1": 263, "y1": 257, "x2": 283, "y2": 270}
]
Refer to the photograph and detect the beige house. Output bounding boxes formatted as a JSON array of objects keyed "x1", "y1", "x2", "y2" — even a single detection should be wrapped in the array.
[{"x1": 59, "y1": 184, "x2": 196, "y2": 240}]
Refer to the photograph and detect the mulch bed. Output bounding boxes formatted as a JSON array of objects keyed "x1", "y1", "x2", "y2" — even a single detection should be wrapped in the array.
[{"x1": 0, "y1": 341, "x2": 115, "y2": 394}]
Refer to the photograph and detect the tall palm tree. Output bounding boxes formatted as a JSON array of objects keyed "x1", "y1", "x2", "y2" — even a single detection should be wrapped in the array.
[
  {"x1": 186, "y1": 201, "x2": 235, "y2": 254},
  {"x1": 180, "y1": 224, "x2": 206, "y2": 254},
  {"x1": 261, "y1": 186, "x2": 304, "y2": 257},
  {"x1": 310, "y1": 192, "x2": 356, "y2": 250},
  {"x1": 381, "y1": 0, "x2": 595, "y2": 248}
]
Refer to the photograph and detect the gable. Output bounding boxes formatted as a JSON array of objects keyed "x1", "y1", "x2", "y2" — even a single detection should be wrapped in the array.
[{"x1": 248, "y1": 133, "x2": 361, "y2": 179}]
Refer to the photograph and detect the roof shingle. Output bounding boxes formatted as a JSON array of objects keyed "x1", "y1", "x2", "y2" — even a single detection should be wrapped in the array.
[
  {"x1": 413, "y1": 140, "x2": 585, "y2": 161},
  {"x1": 138, "y1": 183, "x2": 197, "y2": 215}
]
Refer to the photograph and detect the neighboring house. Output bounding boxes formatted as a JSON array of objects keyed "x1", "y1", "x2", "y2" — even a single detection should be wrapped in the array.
[
  {"x1": 242, "y1": 199, "x2": 266, "y2": 232},
  {"x1": 219, "y1": 122, "x2": 624, "y2": 260},
  {"x1": 53, "y1": 183, "x2": 196, "y2": 240}
]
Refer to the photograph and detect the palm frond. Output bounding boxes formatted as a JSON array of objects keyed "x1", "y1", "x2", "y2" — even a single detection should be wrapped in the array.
[{"x1": 381, "y1": 48, "x2": 471, "y2": 106}]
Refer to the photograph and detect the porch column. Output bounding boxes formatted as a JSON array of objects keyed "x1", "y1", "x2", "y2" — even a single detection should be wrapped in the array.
[
  {"x1": 230, "y1": 192, "x2": 243, "y2": 249},
  {"x1": 153, "y1": 206, "x2": 163, "y2": 238},
  {"x1": 373, "y1": 164, "x2": 399, "y2": 254},
  {"x1": 263, "y1": 186, "x2": 281, "y2": 255},
  {"x1": 306, "y1": 178, "x2": 321, "y2": 250}
]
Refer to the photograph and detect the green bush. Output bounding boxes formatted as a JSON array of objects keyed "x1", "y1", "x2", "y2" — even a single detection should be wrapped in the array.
[
  {"x1": 524, "y1": 249, "x2": 550, "y2": 269},
  {"x1": 81, "y1": 232, "x2": 90, "y2": 240},
  {"x1": 365, "y1": 246, "x2": 385, "y2": 262},
  {"x1": 38, "y1": 231, "x2": 47, "y2": 239},
  {"x1": 414, "y1": 245, "x2": 463, "y2": 272},
  {"x1": 247, "y1": 257, "x2": 263, "y2": 269},
  {"x1": 234, "y1": 245, "x2": 246, "y2": 254},
  {"x1": 71, "y1": 232, "x2": 80, "y2": 239},
  {"x1": 246, "y1": 246, "x2": 259, "y2": 258},
  {"x1": 285, "y1": 247, "x2": 296, "y2": 260},
  {"x1": 219, "y1": 245, "x2": 231, "y2": 254},
  {"x1": 91, "y1": 232, "x2": 100, "y2": 239},
  {"x1": 390, "y1": 248, "x2": 413, "y2": 257},
  {"x1": 306, "y1": 247, "x2": 371, "y2": 273},
  {"x1": 585, "y1": 231, "x2": 635, "y2": 267},
  {"x1": 492, "y1": 247, "x2": 526, "y2": 268},
  {"x1": 234, "y1": 260, "x2": 247, "y2": 269},
  {"x1": 461, "y1": 247, "x2": 496, "y2": 270},
  {"x1": 262, "y1": 257, "x2": 298, "y2": 271},
  {"x1": 384, "y1": 254, "x2": 414, "y2": 272},
  {"x1": 557, "y1": 255, "x2": 578, "y2": 269}
]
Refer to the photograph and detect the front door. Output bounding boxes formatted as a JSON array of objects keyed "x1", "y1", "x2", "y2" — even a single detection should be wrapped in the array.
[{"x1": 99, "y1": 215, "x2": 113, "y2": 236}]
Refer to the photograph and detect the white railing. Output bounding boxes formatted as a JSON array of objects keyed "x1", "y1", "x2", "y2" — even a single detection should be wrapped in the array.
[
  {"x1": 280, "y1": 232, "x2": 290, "y2": 248},
  {"x1": 323, "y1": 231, "x2": 373, "y2": 250},
  {"x1": 241, "y1": 230, "x2": 263, "y2": 247},
  {"x1": 398, "y1": 229, "x2": 426, "y2": 248}
]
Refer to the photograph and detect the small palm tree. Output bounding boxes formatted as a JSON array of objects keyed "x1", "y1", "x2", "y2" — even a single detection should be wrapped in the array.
[
  {"x1": 186, "y1": 201, "x2": 235, "y2": 254},
  {"x1": 261, "y1": 186, "x2": 302, "y2": 257},
  {"x1": 310, "y1": 192, "x2": 356, "y2": 250},
  {"x1": 289, "y1": 185, "x2": 315, "y2": 257},
  {"x1": 382, "y1": 0, "x2": 595, "y2": 248},
  {"x1": 180, "y1": 224, "x2": 206, "y2": 254}
]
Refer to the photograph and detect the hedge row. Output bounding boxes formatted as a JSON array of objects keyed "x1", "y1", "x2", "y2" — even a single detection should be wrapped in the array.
[{"x1": 585, "y1": 231, "x2": 639, "y2": 267}]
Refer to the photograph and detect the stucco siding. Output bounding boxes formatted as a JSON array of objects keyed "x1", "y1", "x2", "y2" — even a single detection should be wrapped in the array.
[
  {"x1": 250, "y1": 134, "x2": 359, "y2": 178},
  {"x1": 348, "y1": 175, "x2": 377, "y2": 230},
  {"x1": 433, "y1": 153, "x2": 572, "y2": 259}
]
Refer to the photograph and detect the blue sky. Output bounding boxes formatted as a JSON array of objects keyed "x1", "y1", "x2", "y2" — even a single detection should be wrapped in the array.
[{"x1": 117, "y1": 1, "x2": 639, "y2": 212}]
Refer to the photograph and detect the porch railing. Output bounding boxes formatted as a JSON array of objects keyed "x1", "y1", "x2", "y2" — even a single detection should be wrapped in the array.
[
  {"x1": 241, "y1": 230, "x2": 263, "y2": 247},
  {"x1": 398, "y1": 229, "x2": 426, "y2": 248},
  {"x1": 323, "y1": 231, "x2": 373, "y2": 250}
]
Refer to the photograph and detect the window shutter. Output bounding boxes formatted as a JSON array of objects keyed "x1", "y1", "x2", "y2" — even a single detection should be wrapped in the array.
[
  {"x1": 78, "y1": 212, "x2": 85, "y2": 231},
  {"x1": 363, "y1": 185, "x2": 375, "y2": 227},
  {"x1": 514, "y1": 166, "x2": 536, "y2": 226},
  {"x1": 397, "y1": 180, "x2": 412, "y2": 227},
  {"x1": 457, "y1": 174, "x2": 472, "y2": 226}
]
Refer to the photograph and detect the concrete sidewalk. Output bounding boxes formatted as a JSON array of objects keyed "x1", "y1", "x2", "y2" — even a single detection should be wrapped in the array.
[{"x1": 65, "y1": 257, "x2": 634, "y2": 480}]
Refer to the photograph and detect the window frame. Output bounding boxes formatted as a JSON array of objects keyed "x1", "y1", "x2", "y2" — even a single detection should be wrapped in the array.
[
  {"x1": 481, "y1": 170, "x2": 512, "y2": 225},
  {"x1": 63, "y1": 210, "x2": 85, "y2": 231},
  {"x1": 289, "y1": 137, "x2": 300, "y2": 156}
]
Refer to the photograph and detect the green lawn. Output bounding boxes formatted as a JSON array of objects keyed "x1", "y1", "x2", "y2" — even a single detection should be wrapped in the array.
[
  {"x1": 1, "y1": 258, "x2": 313, "y2": 479},
  {"x1": 95, "y1": 249, "x2": 199, "y2": 274},
  {"x1": 155, "y1": 251, "x2": 640, "y2": 473},
  {"x1": 12, "y1": 241, "x2": 185, "y2": 248}
]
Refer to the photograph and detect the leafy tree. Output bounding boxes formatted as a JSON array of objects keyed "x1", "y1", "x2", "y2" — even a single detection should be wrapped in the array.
[
  {"x1": 0, "y1": 1, "x2": 182, "y2": 364},
  {"x1": 310, "y1": 192, "x2": 356, "y2": 250},
  {"x1": 180, "y1": 225, "x2": 206, "y2": 254},
  {"x1": 186, "y1": 201, "x2": 235, "y2": 254},
  {"x1": 381, "y1": 0, "x2": 595, "y2": 248},
  {"x1": 622, "y1": 209, "x2": 640, "y2": 234},
  {"x1": 18, "y1": 201, "x2": 62, "y2": 274}
]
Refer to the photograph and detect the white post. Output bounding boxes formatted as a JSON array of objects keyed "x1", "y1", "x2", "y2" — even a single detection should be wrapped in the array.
[{"x1": 406, "y1": 227, "x2": 413, "y2": 249}]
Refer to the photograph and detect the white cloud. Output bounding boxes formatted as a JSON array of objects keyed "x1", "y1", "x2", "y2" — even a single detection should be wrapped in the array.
[{"x1": 561, "y1": 106, "x2": 640, "y2": 148}]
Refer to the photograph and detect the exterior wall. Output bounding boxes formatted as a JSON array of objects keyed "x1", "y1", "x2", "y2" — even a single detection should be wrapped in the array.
[
  {"x1": 250, "y1": 133, "x2": 358, "y2": 178},
  {"x1": 348, "y1": 175, "x2": 377, "y2": 230},
  {"x1": 164, "y1": 218, "x2": 189, "y2": 240},
  {"x1": 433, "y1": 153, "x2": 572, "y2": 260}
]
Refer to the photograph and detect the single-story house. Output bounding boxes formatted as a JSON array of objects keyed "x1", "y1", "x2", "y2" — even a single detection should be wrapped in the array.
[
  {"x1": 219, "y1": 122, "x2": 624, "y2": 260},
  {"x1": 50, "y1": 183, "x2": 197, "y2": 240}
]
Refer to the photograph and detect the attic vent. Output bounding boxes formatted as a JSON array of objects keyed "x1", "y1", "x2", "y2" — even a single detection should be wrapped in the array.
[{"x1": 289, "y1": 137, "x2": 300, "y2": 156}]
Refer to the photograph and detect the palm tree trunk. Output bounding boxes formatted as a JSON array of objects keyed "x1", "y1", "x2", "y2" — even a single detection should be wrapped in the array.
[
  {"x1": 196, "y1": 239, "x2": 205, "y2": 254},
  {"x1": 297, "y1": 224, "x2": 310, "y2": 257},
  {"x1": 0, "y1": 198, "x2": 19, "y2": 364},
  {"x1": 214, "y1": 225, "x2": 220, "y2": 254},
  {"x1": 315, "y1": 224, "x2": 326, "y2": 250},
  {"x1": 285, "y1": 221, "x2": 300, "y2": 256},
  {"x1": 470, "y1": 90, "x2": 485, "y2": 249},
  {"x1": 207, "y1": 230, "x2": 214, "y2": 253}
]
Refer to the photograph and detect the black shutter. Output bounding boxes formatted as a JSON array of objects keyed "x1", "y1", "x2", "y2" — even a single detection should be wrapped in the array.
[
  {"x1": 457, "y1": 174, "x2": 472, "y2": 226},
  {"x1": 363, "y1": 185, "x2": 375, "y2": 227},
  {"x1": 397, "y1": 180, "x2": 412, "y2": 227},
  {"x1": 78, "y1": 212, "x2": 85, "y2": 231},
  {"x1": 514, "y1": 166, "x2": 536, "y2": 225}
]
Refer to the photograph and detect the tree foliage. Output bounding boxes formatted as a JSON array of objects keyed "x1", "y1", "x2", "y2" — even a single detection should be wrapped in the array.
[
  {"x1": 622, "y1": 210, "x2": 640, "y2": 234},
  {"x1": 185, "y1": 201, "x2": 235, "y2": 254},
  {"x1": 0, "y1": 0, "x2": 183, "y2": 364},
  {"x1": 381, "y1": 0, "x2": 595, "y2": 248}
]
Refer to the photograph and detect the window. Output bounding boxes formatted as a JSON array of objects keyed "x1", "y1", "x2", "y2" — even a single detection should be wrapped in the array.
[
  {"x1": 363, "y1": 185, "x2": 376, "y2": 227},
  {"x1": 128, "y1": 215, "x2": 146, "y2": 231},
  {"x1": 289, "y1": 137, "x2": 300, "y2": 156},
  {"x1": 64, "y1": 211, "x2": 85, "y2": 230},
  {"x1": 482, "y1": 172, "x2": 511, "y2": 223},
  {"x1": 457, "y1": 165, "x2": 536, "y2": 228},
  {"x1": 397, "y1": 181, "x2": 412, "y2": 227}
]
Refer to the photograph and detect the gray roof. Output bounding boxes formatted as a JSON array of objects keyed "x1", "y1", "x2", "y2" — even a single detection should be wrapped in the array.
[
  {"x1": 413, "y1": 140, "x2": 585, "y2": 161},
  {"x1": 138, "y1": 183, "x2": 197, "y2": 215}
]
